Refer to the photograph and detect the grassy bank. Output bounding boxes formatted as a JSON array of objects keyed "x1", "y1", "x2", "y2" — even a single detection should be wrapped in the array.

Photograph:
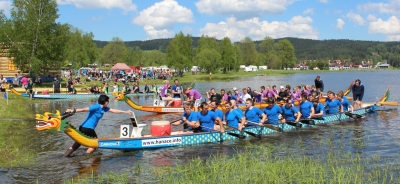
[
  {"x1": 66, "y1": 143, "x2": 400, "y2": 183},
  {"x1": 0, "y1": 95, "x2": 38, "y2": 167}
]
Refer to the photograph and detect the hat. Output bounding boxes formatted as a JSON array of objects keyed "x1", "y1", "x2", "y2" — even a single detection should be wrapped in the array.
[
  {"x1": 233, "y1": 87, "x2": 237, "y2": 91},
  {"x1": 280, "y1": 86, "x2": 284, "y2": 89}
]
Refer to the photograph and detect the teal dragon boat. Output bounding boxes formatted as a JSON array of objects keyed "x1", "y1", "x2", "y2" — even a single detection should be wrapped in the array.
[{"x1": 35, "y1": 105, "x2": 378, "y2": 151}]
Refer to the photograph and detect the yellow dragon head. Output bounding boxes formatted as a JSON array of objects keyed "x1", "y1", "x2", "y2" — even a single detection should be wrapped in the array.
[
  {"x1": 35, "y1": 110, "x2": 67, "y2": 132},
  {"x1": 114, "y1": 92, "x2": 126, "y2": 101}
]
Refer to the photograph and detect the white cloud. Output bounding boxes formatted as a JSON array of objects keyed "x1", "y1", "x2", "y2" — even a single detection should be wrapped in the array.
[
  {"x1": 303, "y1": 8, "x2": 314, "y2": 15},
  {"x1": 132, "y1": 0, "x2": 194, "y2": 39},
  {"x1": 346, "y1": 12, "x2": 365, "y2": 25},
  {"x1": 319, "y1": 0, "x2": 328, "y2": 3},
  {"x1": 369, "y1": 16, "x2": 400, "y2": 41},
  {"x1": 199, "y1": 16, "x2": 318, "y2": 42},
  {"x1": 0, "y1": 0, "x2": 12, "y2": 15},
  {"x1": 90, "y1": 16, "x2": 104, "y2": 21},
  {"x1": 367, "y1": 14, "x2": 378, "y2": 22},
  {"x1": 357, "y1": 0, "x2": 400, "y2": 15},
  {"x1": 57, "y1": 0, "x2": 137, "y2": 13},
  {"x1": 336, "y1": 18, "x2": 345, "y2": 30},
  {"x1": 195, "y1": 0, "x2": 295, "y2": 19}
]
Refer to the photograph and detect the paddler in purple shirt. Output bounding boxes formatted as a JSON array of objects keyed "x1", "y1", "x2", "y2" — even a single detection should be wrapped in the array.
[
  {"x1": 220, "y1": 89, "x2": 228, "y2": 104},
  {"x1": 254, "y1": 86, "x2": 269, "y2": 102},
  {"x1": 159, "y1": 80, "x2": 170, "y2": 98},
  {"x1": 184, "y1": 88, "x2": 202, "y2": 105}
]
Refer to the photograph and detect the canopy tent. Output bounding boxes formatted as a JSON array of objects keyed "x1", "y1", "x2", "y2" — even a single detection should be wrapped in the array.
[{"x1": 111, "y1": 63, "x2": 131, "y2": 70}]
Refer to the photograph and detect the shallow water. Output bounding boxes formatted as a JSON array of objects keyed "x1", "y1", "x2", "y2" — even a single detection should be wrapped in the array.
[{"x1": 1, "y1": 70, "x2": 400, "y2": 183}]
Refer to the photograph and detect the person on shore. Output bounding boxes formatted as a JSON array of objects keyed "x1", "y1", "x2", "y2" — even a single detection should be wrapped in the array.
[
  {"x1": 352, "y1": 79, "x2": 364, "y2": 109},
  {"x1": 299, "y1": 93, "x2": 314, "y2": 119},
  {"x1": 89, "y1": 83, "x2": 100, "y2": 94},
  {"x1": 224, "y1": 101, "x2": 245, "y2": 131},
  {"x1": 53, "y1": 77, "x2": 61, "y2": 93},
  {"x1": 1, "y1": 80, "x2": 7, "y2": 99},
  {"x1": 197, "y1": 102, "x2": 224, "y2": 132},
  {"x1": 63, "y1": 95, "x2": 132, "y2": 157},
  {"x1": 244, "y1": 98, "x2": 266, "y2": 126},
  {"x1": 263, "y1": 97, "x2": 283, "y2": 125},
  {"x1": 21, "y1": 75, "x2": 28, "y2": 93},
  {"x1": 172, "y1": 104, "x2": 200, "y2": 132},
  {"x1": 26, "y1": 78, "x2": 34, "y2": 100},
  {"x1": 325, "y1": 91, "x2": 343, "y2": 114},
  {"x1": 281, "y1": 98, "x2": 301, "y2": 124},
  {"x1": 314, "y1": 76, "x2": 324, "y2": 92}
]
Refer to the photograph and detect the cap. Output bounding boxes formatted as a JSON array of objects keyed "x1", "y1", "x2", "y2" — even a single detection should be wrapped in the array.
[
  {"x1": 233, "y1": 87, "x2": 237, "y2": 91},
  {"x1": 280, "y1": 86, "x2": 284, "y2": 89}
]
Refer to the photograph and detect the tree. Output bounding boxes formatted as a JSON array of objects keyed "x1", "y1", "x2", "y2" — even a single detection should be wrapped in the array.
[
  {"x1": 197, "y1": 35, "x2": 219, "y2": 55},
  {"x1": 239, "y1": 37, "x2": 258, "y2": 65},
  {"x1": 275, "y1": 39, "x2": 297, "y2": 69},
  {"x1": 259, "y1": 37, "x2": 278, "y2": 68},
  {"x1": 232, "y1": 44, "x2": 242, "y2": 72},
  {"x1": 220, "y1": 37, "x2": 235, "y2": 73},
  {"x1": 1, "y1": 0, "x2": 69, "y2": 76},
  {"x1": 166, "y1": 32, "x2": 192, "y2": 70},
  {"x1": 195, "y1": 48, "x2": 221, "y2": 73},
  {"x1": 142, "y1": 50, "x2": 166, "y2": 66},
  {"x1": 102, "y1": 37, "x2": 127, "y2": 64},
  {"x1": 125, "y1": 46, "x2": 143, "y2": 66},
  {"x1": 64, "y1": 27, "x2": 98, "y2": 68}
]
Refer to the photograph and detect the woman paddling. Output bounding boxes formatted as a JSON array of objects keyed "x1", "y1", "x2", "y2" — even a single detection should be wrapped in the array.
[
  {"x1": 63, "y1": 95, "x2": 132, "y2": 157},
  {"x1": 263, "y1": 97, "x2": 283, "y2": 125},
  {"x1": 281, "y1": 98, "x2": 302, "y2": 124},
  {"x1": 299, "y1": 93, "x2": 314, "y2": 119}
]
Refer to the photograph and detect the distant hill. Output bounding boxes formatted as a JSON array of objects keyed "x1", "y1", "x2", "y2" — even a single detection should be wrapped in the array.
[{"x1": 94, "y1": 37, "x2": 399, "y2": 60}]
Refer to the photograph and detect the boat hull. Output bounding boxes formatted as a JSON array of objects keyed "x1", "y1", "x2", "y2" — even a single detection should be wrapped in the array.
[
  {"x1": 97, "y1": 105, "x2": 377, "y2": 150},
  {"x1": 21, "y1": 93, "x2": 155, "y2": 99}
]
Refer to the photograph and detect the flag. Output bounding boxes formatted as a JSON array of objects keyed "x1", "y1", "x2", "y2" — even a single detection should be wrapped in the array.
[
  {"x1": 343, "y1": 82, "x2": 353, "y2": 96},
  {"x1": 3, "y1": 92, "x2": 7, "y2": 99},
  {"x1": 379, "y1": 86, "x2": 390, "y2": 102}
]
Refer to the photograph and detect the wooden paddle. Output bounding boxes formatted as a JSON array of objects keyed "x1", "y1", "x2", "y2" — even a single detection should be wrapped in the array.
[{"x1": 377, "y1": 101, "x2": 398, "y2": 106}]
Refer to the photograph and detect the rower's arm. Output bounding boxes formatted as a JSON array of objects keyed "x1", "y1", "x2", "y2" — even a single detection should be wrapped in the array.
[
  {"x1": 295, "y1": 111, "x2": 302, "y2": 123},
  {"x1": 260, "y1": 113, "x2": 266, "y2": 124},
  {"x1": 216, "y1": 117, "x2": 224, "y2": 133},
  {"x1": 309, "y1": 108, "x2": 315, "y2": 118}
]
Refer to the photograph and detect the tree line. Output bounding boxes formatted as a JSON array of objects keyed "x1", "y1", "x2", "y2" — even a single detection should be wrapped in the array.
[{"x1": 1, "y1": 0, "x2": 399, "y2": 77}]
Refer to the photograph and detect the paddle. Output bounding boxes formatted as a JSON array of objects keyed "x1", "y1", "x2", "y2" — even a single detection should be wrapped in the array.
[
  {"x1": 344, "y1": 112, "x2": 363, "y2": 119},
  {"x1": 299, "y1": 119, "x2": 315, "y2": 125},
  {"x1": 311, "y1": 116, "x2": 324, "y2": 120},
  {"x1": 223, "y1": 125, "x2": 246, "y2": 139},
  {"x1": 247, "y1": 121, "x2": 282, "y2": 132},
  {"x1": 285, "y1": 121, "x2": 302, "y2": 128}
]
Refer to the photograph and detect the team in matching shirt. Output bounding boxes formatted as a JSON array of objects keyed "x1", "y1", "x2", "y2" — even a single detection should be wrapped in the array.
[{"x1": 173, "y1": 89, "x2": 353, "y2": 133}]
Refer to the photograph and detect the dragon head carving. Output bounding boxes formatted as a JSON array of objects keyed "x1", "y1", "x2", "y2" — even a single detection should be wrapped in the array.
[
  {"x1": 114, "y1": 93, "x2": 126, "y2": 101},
  {"x1": 35, "y1": 110, "x2": 68, "y2": 132}
]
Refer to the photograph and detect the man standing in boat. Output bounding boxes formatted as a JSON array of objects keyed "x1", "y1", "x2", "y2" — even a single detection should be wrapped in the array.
[
  {"x1": 63, "y1": 95, "x2": 132, "y2": 157},
  {"x1": 53, "y1": 77, "x2": 61, "y2": 93},
  {"x1": 352, "y1": 79, "x2": 364, "y2": 109},
  {"x1": 314, "y1": 76, "x2": 324, "y2": 93},
  {"x1": 166, "y1": 79, "x2": 181, "y2": 107}
]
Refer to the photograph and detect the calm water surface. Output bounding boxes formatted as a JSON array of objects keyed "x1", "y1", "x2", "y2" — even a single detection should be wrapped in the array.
[{"x1": 1, "y1": 70, "x2": 400, "y2": 183}]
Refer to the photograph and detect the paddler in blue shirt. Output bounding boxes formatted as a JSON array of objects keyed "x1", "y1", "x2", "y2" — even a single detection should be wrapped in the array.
[
  {"x1": 197, "y1": 102, "x2": 224, "y2": 132},
  {"x1": 224, "y1": 101, "x2": 245, "y2": 131},
  {"x1": 63, "y1": 95, "x2": 133, "y2": 157},
  {"x1": 230, "y1": 99, "x2": 243, "y2": 115},
  {"x1": 210, "y1": 100, "x2": 224, "y2": 122},
  {"x1": 244, "y1": 98, "x2": 266, "y2": 126},
  {"x1": 311, "y1": 98, "x2": 325, "y2": 118},
  {"x1": 172, "y1": 104, "x2": 200, "y2": 132},
  {"x1": 263, "y1": 97, "x2": 283, "y2": 125},
  {"x1": 324, "y1": 91, "x2": 343, "y2": 114},
  {"x1": 337, "y1": 91, "x2": 353, "y2": 112},
  {"x1": 299, "y1": 93, "x2": 314, "y2": 119},
  {"x1": 281, "y1": 98, "x2": 301, "y2": 123}
]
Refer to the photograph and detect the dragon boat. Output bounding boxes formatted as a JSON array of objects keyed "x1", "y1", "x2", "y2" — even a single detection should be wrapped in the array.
[
  {"x1": 35, "y1": 105, "x2": 379, "y2": 151},
  {"x1": 9, "y1": 86, "x2": 155, "y2": 99}
]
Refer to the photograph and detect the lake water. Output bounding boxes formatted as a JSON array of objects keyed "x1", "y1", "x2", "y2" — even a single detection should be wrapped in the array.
[{"x1": 1, "y1": 70, "x2": 399, "y2": 183}]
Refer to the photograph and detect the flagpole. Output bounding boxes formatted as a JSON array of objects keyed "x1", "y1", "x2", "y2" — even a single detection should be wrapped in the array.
[{"x1": 6, "y1": 90, "x2": 8, "y2": 105}]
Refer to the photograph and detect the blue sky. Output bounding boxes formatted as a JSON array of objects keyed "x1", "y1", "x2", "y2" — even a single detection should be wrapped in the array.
[{"x1": 1, "y1": 0, "x2": 400, "y2": 42}]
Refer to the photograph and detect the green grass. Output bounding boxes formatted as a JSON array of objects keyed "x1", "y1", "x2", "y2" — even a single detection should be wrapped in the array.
[
  {"x1": 65, "y1": 142, "x2": 400, "y2": 184},
  {"x1": 0, "y1": 95, "x2": 39, "y2": 167}
]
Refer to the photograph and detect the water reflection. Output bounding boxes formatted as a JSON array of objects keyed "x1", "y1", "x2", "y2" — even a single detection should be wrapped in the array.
[{"x1": 4, "y1": 71, "x2": 400, "y2": 183}]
